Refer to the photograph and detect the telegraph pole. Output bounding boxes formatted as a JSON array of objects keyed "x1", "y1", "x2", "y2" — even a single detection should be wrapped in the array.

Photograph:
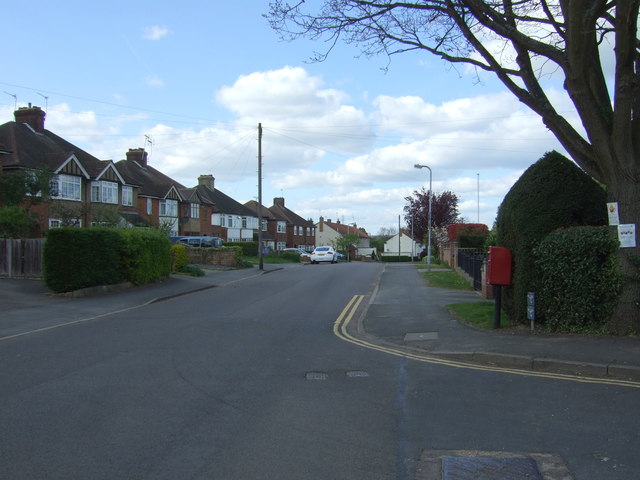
[{"x1": 258, "y1": 123, "x2": 264, "y2": 271}]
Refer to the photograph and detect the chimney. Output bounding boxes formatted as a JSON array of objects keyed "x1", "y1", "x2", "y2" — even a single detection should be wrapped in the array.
[
  {"x1": 274, "y1": 197, "x2": 285, "y2": 207},
  {"x1": 198, "y1": 174, "x2": 215, "y2": 190},
  {"x1": 126, "y1": 148, "x2": 148, "y2": 167},
  {"x1": 319, "y1": 216, "x2": 324, "y2": 232},
  {"x1": 14, "y1": 104, "x2": 46, "y2": 132}
]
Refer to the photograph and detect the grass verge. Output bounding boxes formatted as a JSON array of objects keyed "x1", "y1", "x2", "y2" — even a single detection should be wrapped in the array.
[
  {"x1": 421, "y1": 269, "x2": 473, "y2": 290},
  {"x1": 448, "y1": 301, "x2": 511, "y2": 330}
]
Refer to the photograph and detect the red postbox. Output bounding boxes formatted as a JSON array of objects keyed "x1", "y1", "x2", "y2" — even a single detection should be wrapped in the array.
[{"x1": 487, "y1": 246, "x2": 512, "y2": 286}]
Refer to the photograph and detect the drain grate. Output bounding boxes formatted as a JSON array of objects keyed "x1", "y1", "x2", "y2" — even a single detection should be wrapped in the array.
[{"x1": 442, "y1": 456, "x2": 542, "y2": 480}]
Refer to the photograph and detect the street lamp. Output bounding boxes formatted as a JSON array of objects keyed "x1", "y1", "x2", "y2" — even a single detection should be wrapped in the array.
[{"x1": 414, "y1": 164, "x2": 432, "y2": 271}]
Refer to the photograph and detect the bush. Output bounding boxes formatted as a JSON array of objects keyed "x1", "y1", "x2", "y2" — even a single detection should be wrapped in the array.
[
  {"x1": 44, "y1": 227, "x2": 125, "y2": 292},
  {"x1": 534, "y1": 226, "x2": 622, "y2": 333},
  {"x1": 459, "y1": 234, "x2": 487, "y2": 250},
  {"x1": 496, "y1": 151, "x2": 607, "y2": 324},
  {"x1": 44, "y1": 227, "x2": 172, "y2": 292},
  {"x1": 171, "y1": 243, "x2": 189, "y2": 272},
  {"x1": 118, "y1": 229, "x2": 171, "y2": 285},
  {"x1": 0, "y1": 206, "x2": 39, "y2": 238},
  {"x1": 180, "y1": 264, "x2": 205, "y2": 277},
  {"x1": 381, "y1": 255, "x2": 412, "y2": 262},
  {"x1": 223, "y1": 241, "x2": 258, "y2": 256},
  {"x1": 280, "y1": 251, "x2": 301, "y2": 262}
]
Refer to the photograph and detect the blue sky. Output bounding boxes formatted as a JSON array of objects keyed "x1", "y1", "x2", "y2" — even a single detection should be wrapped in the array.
[{"x1": 1, "y1": 1, "x2": 570, "y2": 234}]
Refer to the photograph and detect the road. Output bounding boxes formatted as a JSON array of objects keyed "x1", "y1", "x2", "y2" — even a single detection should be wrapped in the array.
[{"x1": 0, "y1": 262, "x2": 638, "y2": 479}]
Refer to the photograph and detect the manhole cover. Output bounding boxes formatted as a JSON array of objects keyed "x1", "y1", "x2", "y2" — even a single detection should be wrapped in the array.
[
  {"x1": 442, "y1": 456, "x2": 542, "y2": 480},
  {"x1": 305, "y1": 372, "x2": 329, "y2": 380},
  {"x1": 346, "y1": 370, "x2": 369, "y2": 378}
]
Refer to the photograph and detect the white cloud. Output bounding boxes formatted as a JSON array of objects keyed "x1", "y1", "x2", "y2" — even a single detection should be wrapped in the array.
[
  {"x1": 142, "y1": 25, "x2": 169, "y2": 41},
  {"x1": 145, "y1": 74, "x2": 165, "y2": 88},
  {"x1": 1, "y1": 66, "x2": 563, "y2": 233}
]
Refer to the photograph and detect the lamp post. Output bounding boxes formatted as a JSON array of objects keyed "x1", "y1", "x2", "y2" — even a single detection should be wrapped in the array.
[{"x1": 414, "y1": 164, "x2": 432, "y2": 271}]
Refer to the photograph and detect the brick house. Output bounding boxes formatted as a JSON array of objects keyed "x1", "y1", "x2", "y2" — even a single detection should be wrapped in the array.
[
  {"x1": 268, "y1": 197, "x2": 315, "y2": 252},
  {"x1": 0, "y1": 105, "x2": 139, "y2": 233},
  {"x1": 315, "y1": 216, "x2": 370, "y2": 258},
  {"x1": 244, "y1": 199, "x2": 287, "y2": 252},
  {"x1": 0, "y1": 105, "x2": 259, "y2": 241},
  {"x1": 185, "y1": 175, "x2": 258, "y2": 242}
]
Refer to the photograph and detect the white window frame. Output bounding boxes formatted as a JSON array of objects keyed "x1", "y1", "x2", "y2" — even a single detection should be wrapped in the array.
[
  {"x1": 147, "y1": 198, "x2": 153, "y2": 215},
  {"x1": 277, "y1": 221, "x2": 286, "y2": 233},
  {"x1": 190, "y1": 203, "x2": 200, "y2": 219},
  {"x1": 160, "y1": 199, "x2": 178, "y2": 217},
  {"x1": 121, "y1": 186, "x2": 133, "y2": 206},
  {"x1": 91, "y1": 180, "x2": 118, "y2": 204},
  {"x1": 51, "y1": 174, "x2": 81, "y2": 201}
]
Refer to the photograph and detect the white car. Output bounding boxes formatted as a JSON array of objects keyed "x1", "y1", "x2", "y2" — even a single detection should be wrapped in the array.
[{"x1": 310, "y1": 246, "x2": 337, "y2": 264}]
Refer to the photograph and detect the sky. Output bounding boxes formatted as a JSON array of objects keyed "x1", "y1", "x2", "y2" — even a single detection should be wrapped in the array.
[{"x1": 1, "y1": 1, "x2": 574, "y2": 235}]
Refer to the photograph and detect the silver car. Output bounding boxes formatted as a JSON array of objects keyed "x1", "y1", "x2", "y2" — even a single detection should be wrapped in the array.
[{"x1": 310, "y1": 246, "x2": 337, "y2": 264}]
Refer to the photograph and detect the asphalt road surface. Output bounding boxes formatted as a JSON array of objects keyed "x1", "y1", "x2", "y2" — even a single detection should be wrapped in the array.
[{"x1": 0, "y1": 262, "x2": 638, "y2": 479}]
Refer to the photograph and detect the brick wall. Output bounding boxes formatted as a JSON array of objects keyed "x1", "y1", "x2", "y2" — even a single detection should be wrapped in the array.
[{"x1": 186, "y1": 248, "x2": 238, "y2": 267}]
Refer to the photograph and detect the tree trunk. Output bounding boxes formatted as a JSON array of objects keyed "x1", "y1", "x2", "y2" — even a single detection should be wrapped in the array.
[{"x1": 606, "y1": 181, "x2": 640, "y2": 334}]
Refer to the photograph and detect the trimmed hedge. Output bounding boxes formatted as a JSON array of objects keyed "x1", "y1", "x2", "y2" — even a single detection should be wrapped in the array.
[
  {"x1": 223, "y1": 241, "x2": 258, "y2": 257},
  {"x1": 44, "y1": 227, "x2": 171, "y2": 293},
  {"x1": 534, "y1": 226, "x2": 622, "y2": 333},
  {"x1": 117, "y1": 229, "x2": 171, "y2": 285},
  {"x1": 495, "y1": 151, "x2": 607, "y2": 323},
  {"x1": 381, "y1": 255, "x2": 413, "y2": 262}
]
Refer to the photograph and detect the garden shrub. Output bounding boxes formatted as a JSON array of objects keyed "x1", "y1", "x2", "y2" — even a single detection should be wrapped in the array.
[
  {"x1": 118, "y1": 229, "x2": 171, "y2": 285},
  {"x1": 223, "y1": 241, "x2": 258, "y2": 256},
  {"x1": 534, "y1": 226, "x2": 622, "y2": 333},
  {"x1": 280, "y1": 251, "x2": 301, "y2": 262},
  {"x1": 496, "y1": 151, "x2": 607, "y2": 324},
  {"x1": 381, "y1": 255, "x2": 412, "y2": 262},
  {"x1": 180, "y1": 264, "x2": 205, "y2": 277},
  {"x1": 44, "y1": 227, "x2": 125, "y2": 292},
  {"x1": 171, "y1": 243, "x2": 189, "y2": 272}
]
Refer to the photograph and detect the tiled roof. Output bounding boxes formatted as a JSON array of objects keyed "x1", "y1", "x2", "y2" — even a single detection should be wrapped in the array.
[
  {"x1": 322, "y1": 220, "x2": 369, "y2": 238},
  {"x1": 192, "y1": 184, "x2": 256, "y2": 216},
  {"x1": 115, "y1": 158, "x2": 186, "y2": 199},
  {"x1": 268, "y1": 201, "x2": 314, "y2": 227},
  {"x1": 0, "y1": 121, "x2": 109, "y2": 178},
  {"x1": 245, "y1": 200, "x2": 285, "y2": 220}
]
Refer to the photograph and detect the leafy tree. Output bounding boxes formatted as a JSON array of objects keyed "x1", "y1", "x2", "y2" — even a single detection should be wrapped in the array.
[
  {"x1": 267, "y1": 1, "x2": 640, "y2": 330},
  {"x1": 403, "y1": 188, "x2": 461, "y2": 244},
  {"x1": 334, "y1": 232, "x2": 361, "y2": 259},
  {"x1": 0, "y1": 167, "x2": 53, "y2": 208}
]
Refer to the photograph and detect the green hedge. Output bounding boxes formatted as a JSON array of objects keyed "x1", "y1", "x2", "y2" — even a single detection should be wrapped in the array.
[
  {"x1": 223, "y1": 241, "x2": 258, "y2": 256},
  {"x1": 44, "y1": 227, "x2": 171, "y2": 293},
  {"x1": 119, "y1": 229, "x2": 171, "y2": 285},
  {"x1": 495, "y1": 151, "x2": 607, "y2": 323},
  {"x1": 381, "y1": 255, "x2": 412, "y2": 262},
  {"x1": 534, "y1": 226, "x2": 622, "y2": 333}
]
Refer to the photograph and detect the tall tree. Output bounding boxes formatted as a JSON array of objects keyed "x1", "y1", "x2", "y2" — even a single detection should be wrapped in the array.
[
  {"x1": 404, "y1": 188, "x2": 461, "y2": 244},
  {"x1": 267, "y1": 1, "x2": 640, "y2": 329}
]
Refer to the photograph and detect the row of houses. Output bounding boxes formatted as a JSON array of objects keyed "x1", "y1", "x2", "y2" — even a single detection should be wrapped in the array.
[{"x1": 0, "y1": 104, "x2": 332, "y2": 251}]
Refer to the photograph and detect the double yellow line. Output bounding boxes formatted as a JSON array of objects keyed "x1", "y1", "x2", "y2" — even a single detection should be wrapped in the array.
[{"x1": 334, "y1": 295, "x2": 640, "y2": 389}]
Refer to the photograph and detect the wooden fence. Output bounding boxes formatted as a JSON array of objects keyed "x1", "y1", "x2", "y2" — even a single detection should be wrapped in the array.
[{"x1": 0, "y1": 238, "x2": 45, "y2": 278}]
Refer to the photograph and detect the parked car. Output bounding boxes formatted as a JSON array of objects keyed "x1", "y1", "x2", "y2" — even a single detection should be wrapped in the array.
[
  {"x1": 310, "y1": 246, "x2": 337, "y2": 264},
  {"x1": 282, "y1": 247, "x2": 310, "y2": 256},
  {"x1": 170, "y1": 236, "x2": 223, "y2": 248}
]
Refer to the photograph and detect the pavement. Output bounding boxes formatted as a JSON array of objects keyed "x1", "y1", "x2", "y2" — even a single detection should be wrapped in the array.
[{"x1": 1, "y1": 263, "x2": 639, "y2": 384}]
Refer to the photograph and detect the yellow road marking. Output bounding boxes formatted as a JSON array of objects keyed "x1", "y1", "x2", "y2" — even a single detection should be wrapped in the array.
[{"x1": 334, "y1": 295, "x2": 640, "y2": 389}]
